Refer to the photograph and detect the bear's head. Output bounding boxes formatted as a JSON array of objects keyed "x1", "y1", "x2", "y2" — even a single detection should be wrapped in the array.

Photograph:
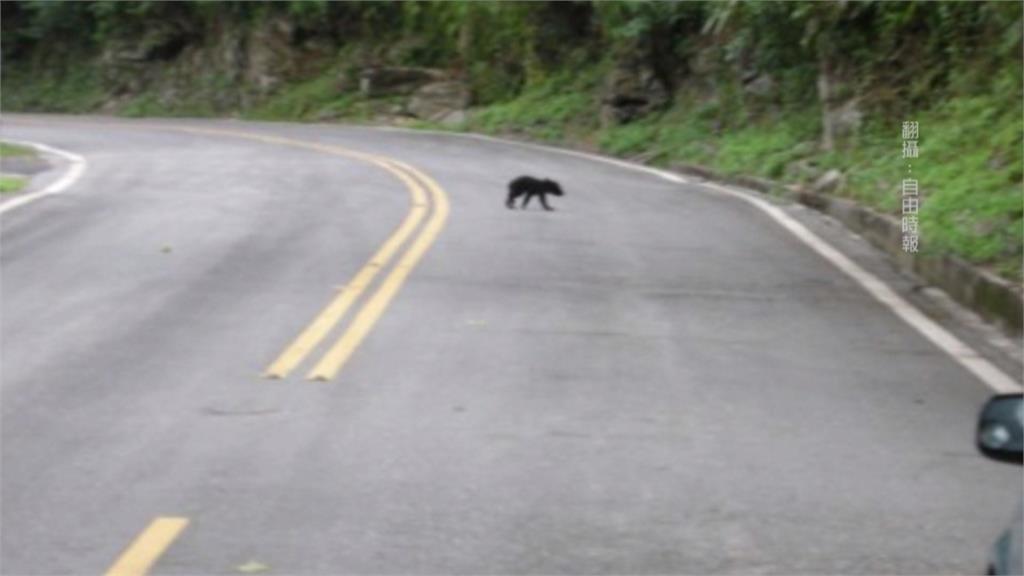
[{"x1": 544, "y1": 179, "x2": 564, "y2": 196}]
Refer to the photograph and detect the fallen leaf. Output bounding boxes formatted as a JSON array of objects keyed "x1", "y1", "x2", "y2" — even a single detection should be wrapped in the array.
[{"x1": 236, "y1": 560, "x2": 269, "y2": 573}]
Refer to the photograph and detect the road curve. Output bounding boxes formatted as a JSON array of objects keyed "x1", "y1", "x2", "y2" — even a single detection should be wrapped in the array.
[{"x1": 1, "y1": 116, "x2": 1019, "y2": 575}]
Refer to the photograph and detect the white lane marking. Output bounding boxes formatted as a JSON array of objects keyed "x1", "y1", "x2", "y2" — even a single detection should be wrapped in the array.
[
  {"x1": 369, "y1": 126, "x2": 1021, "y2": 393},
  {"x1": 0, "y1": 140, "x2": 87, "y2": 216},
  {"x1": 700, "y1": 182, "x2": 1021, "y2": 394}
]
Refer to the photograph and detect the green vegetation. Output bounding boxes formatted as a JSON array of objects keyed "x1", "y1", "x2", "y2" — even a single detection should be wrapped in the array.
[
  {"x1": 597, "y1": 104, "x2": 820, "y2": 180},
  {"x1": 245, "y1": 72, "x2": 365, "y2": 122},
  {"x1": 120, "y1": 93, "x2": 218, "y2": 118},
  {"x1": 0, "y1": 142, "x2": 36, "y2": 158},
  {"x1": 468, "y1": 68, "x2": 602, "y2": 142},
  {"x1": 915, "y1": 91, "x2": 1022, "y2": 277},
  {"x1": 0, "y1": 142, "x2": 36, "y2": 195},
  {"x1": 1, "y1": 62, "x2": 103, "y2": 113},
  {"x1": 0, "y1": 176, "x2": 27, "y2": 194},
  {"x1": 1, "y1": 0, "x2": 1020, "y2": 279}
]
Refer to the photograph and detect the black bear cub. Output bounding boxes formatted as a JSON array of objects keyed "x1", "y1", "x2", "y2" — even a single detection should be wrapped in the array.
[{"x1": 506, "y1": 176, "x2": 564, "y2": 211}]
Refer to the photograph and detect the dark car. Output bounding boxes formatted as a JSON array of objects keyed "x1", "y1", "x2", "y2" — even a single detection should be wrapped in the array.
[{"x1": 976, "y1": 393, "x2": 1023, "y2": 576}]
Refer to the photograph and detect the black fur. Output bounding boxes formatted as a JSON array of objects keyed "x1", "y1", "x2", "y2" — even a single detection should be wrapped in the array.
[{"x1": 506, "y1": 176, "x2": 564, "y2": 211}]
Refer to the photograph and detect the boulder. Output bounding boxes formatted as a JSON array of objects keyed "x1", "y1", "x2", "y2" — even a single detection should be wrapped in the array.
[
  {"x1": 107, "y1": 24, "x2": 190, "y2": 63},
  {"x1": 600, "y1": 64, "x2": 669, "y2": 126},
  {"x1": 688, "y1": 45, "x2": 720, "y2": 76},
  {"x1": 831, "y1": 99, "x2": 863, "y2": 138},
  {"x1": 817, "y1": 65, "x2": 862, "y2": 150},
  {"x1": 359, "y1": 67, "x2": 446, "y2": 98},
  {"x1": 245, "y1": 17, "x2": 295, "y2": 95},
  {"x1": 407, "y1": 80, "x2": 471, "y2": 122},
  {"x1": 812, "y1": 169, "x2": 845, "y2": 194},
  {"x1": 437, "y1": 109, "x2": 468, "y2": 126},
  {"x1": 743, "y1": 73, "x2": 776, "y2": 98}
]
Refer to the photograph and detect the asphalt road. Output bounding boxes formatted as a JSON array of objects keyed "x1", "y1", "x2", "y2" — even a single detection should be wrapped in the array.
[{"x1": 1, "y1": 116, "x2": 1020, "y2": 575}]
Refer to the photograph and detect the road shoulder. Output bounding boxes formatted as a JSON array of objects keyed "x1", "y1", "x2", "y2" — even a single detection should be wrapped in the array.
[{"x1": 0, "y1": 139, "x2": 86, "y2": 215}]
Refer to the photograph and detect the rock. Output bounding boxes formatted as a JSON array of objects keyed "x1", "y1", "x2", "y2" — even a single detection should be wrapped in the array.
[
  {"x1": 245, "y1": 18, "x2": 295, "y2": 95},
  {"x1": 831, "y1": 99, "x2": 863, "y2": 138},
  {"x1": 387, "y1": 102, "x2": 409, "y2": 117},
  {"x1": 269, "y1": 17, "x2": 295, "y2": 42},
  {"x1": 785, "y1": 183, "x2": 807, "y2": 196},
  {"x1": 812, "y1": 169, "x2": 845, "y2": 194},
  {"x1": 785, "y1": 160, "x2": 814, "y2": 184},
  {"x1": 218, "y1": 27, "x2": 246, "y2": 77},
  {"x1": 437, "y1": 109, "x2": 467, "y2": 126},
  {"x1": 359, "y1": 67, "x2": 446, "y2": 98},
  {"x1": 817, "y1": 64, "x2": 862, "y2": 150},
  {"x1": 600, "y1": 64, "x2": 669, "y2": 126},
  {"x1": 689, "y1": 45, "x2": 720, "y2": 76},
  {"x1": 988, "y1": 152, "x2": 1009, "y2": 170},
  {"x1": 407, "y1": 81, "x2": 470, "y2": 122},
  {"x1": 385, "y1": 38, "x2": 433, "y2": 65},
  {"x1": 312, "y1": 108, "x2": 341, "y2": 122},
  {"x1": 108, "y1": 24, "x2": 190, "y2": 63},
  {"x1": 743, "y1": 73, "x2": 776, "y2": 98}
]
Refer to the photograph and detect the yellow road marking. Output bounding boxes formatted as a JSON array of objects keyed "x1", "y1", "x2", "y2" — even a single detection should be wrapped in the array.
[
  {"x1": 263, "y1": 161, "x2": 430, "y2": 378},
  {"x1": 105, "y1": 517, "x2": 188, "y2": 576},
  {"x1": 156, "y1": 127, "x2": 450, "y2": 381},
  {"x1": 9, "y1": 118, "x2": 451, "y2": 382},
  {"x1": 165, "y1": 126, "x2": 385, "y2": 166},
  {"x1": 145, "y1": 127, "x2": 443, "y2": 380},
  {"x1": 308, "y1": 160, "x2": 450, "y2": 381}
]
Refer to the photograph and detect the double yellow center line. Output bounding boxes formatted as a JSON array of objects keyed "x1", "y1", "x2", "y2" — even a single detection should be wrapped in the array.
[
  {"x1": 11, "y1": 118, "x2": 449, "y2": 384},
  {"x1": 263, "y1": 156, "x2": 450, "y2": 381},
  {"x1": 132, "y1": 125, "x2": 450, "y2": 383}
]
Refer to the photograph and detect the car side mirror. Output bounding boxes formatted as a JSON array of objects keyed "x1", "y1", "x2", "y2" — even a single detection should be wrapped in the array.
[{"x1": 977, "y1": 393, "x2": 1024, "y2": 465}]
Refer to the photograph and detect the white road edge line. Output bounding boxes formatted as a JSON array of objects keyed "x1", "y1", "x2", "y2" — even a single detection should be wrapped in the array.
[
  {"x1": 371, "y1": 126, "x2": 1021, "y2": 394},
  {"x1": 700, "y1": 181, "x2": 1020, "y2": 394},
  {"x1": 0, "y1": 139, "x2": 87, "y2": 216}
]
